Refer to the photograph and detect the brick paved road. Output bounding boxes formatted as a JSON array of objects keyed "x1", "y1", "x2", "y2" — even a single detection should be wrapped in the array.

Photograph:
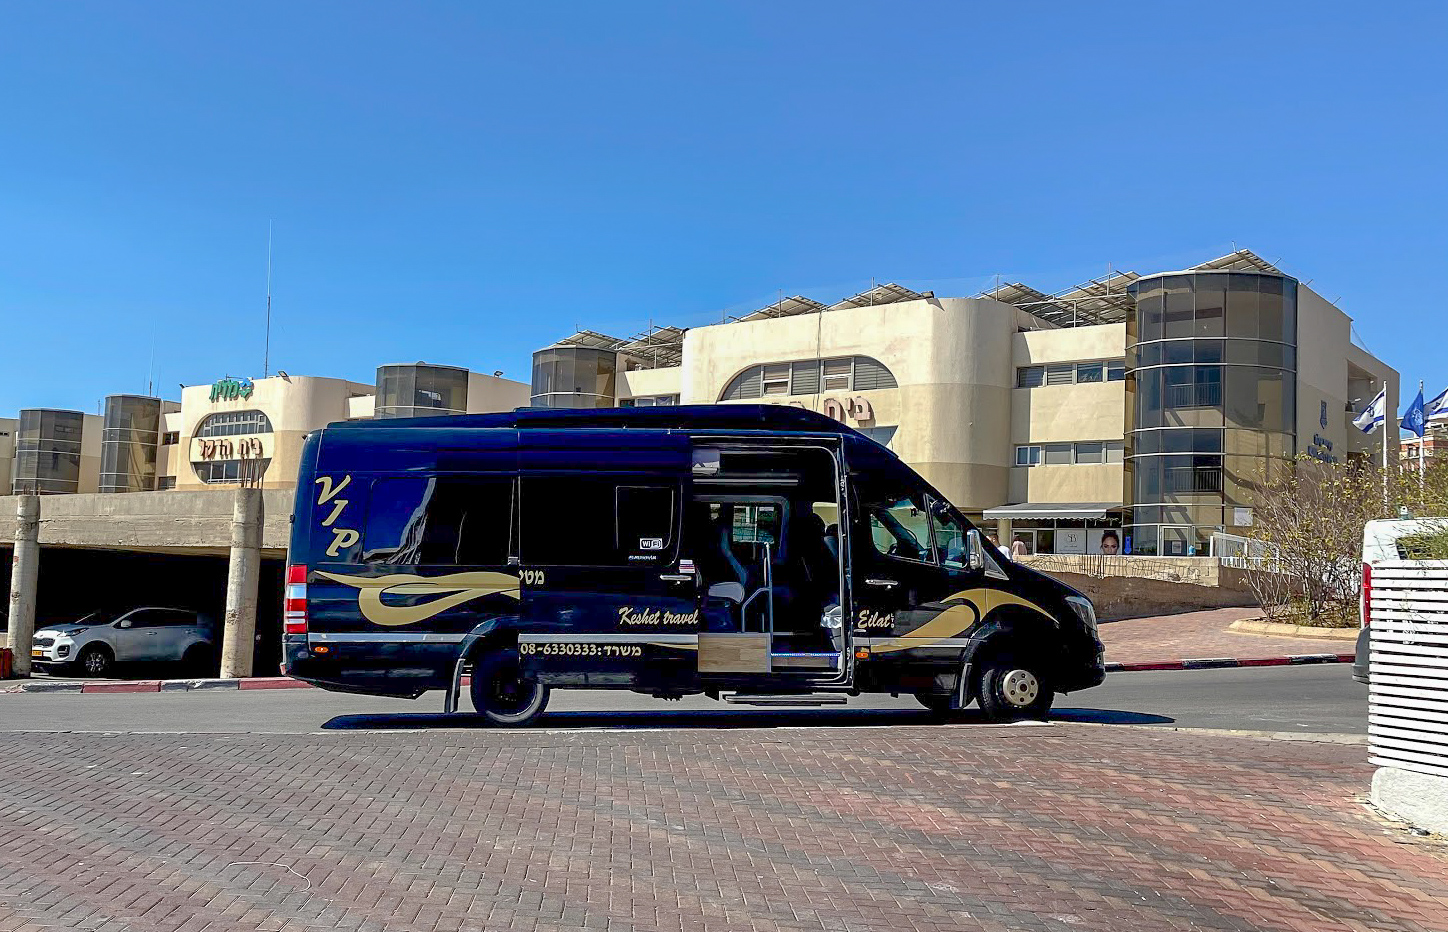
[
  {"x1": 1, "y1": 723, "x2": 1443, "y2": 932},
  {"x1": 1099, "y1": 607, "x2": 1356, "y2": 664}
]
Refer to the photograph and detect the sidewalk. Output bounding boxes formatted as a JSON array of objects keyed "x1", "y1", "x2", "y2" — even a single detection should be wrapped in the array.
[
  {"x1": 1100, "y1": 606, "x2": 1357, "y2": 666},
  {"x1": 0, "y1": 723, "x2": 1442, "y2": 931}
]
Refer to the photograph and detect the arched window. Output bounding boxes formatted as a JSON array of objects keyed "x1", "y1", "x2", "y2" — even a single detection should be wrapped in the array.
[
  {"x1": 194, "y1": 410, "x2": 273, "y2": 437},
  {"x1": 718, "y1": 356, "x2": 897, "y2": 401}
]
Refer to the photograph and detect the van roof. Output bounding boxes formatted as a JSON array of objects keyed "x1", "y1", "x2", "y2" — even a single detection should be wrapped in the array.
[{"x1": 326, "y1": 404, "x2": 867, "y2": 437}]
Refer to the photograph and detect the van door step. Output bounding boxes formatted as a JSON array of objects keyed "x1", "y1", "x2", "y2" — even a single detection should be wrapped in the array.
[
  {"x1": 721, "y1": 693, "x2": 849, "y2": 706},
  {"x1": 770, "y1": 652, "x2": 840, "y2": 670}
]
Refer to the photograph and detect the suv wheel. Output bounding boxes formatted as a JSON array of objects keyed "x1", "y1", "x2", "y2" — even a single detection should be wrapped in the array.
[
  {"x1": 469, "y1": 647, "x2": 549, "y2": 726},
  {"x1": 976, "y1": 654, "x2": 1053, "y2": 722},
  {"x1": 77, "y1": 644, "x2": 114, "y2": 678}
]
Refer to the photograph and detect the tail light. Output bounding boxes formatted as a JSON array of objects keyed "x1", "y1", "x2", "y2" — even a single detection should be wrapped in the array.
[
  {"x1": 1361, "y1": 562, "x2": 1372, "y2": 629},
  {"x1": 285, "y1": 564, "x2": 309, "y2": 635}
]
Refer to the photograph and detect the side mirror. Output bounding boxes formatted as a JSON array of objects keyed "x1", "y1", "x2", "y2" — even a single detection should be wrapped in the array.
[
  {"x1": 966, "y1": 529, "x2": 986, "y2": 572},
  {"x1": 117, "y1": 619, "x2": 132, "y2": 629}
]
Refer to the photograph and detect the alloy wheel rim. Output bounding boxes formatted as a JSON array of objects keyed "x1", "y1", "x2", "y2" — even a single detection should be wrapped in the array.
[
  {"x1": 85, "y1": 653, "x2": 105, "y2": 674},
  {"x1": 1000, "y1": 669, "x2": 1039, "y2": 707}
]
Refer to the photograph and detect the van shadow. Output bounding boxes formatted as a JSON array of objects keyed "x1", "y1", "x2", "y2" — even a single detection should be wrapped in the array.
[{"x1": 320, "y1": 706, "x2": 1174, "y2": 731}]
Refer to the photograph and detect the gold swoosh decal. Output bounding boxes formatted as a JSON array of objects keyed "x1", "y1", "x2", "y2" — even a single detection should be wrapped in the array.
[
  {"x1": 869, "y1": 588, "x2": 1055, "y2": 653},
  {"x1": 316, "y1": 571, "x2": 520, "y2": 628}
]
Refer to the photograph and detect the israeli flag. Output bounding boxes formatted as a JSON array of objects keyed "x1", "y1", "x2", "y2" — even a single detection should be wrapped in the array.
[
  {"x1": 1427, "y1": 386, "x2": 1448, "y2": 424},
  {"x1": 1402, "y1": 387, "x2": 1427, "y2": 438},
  {"x1": 1353, "y1": 387, "x2": 1387, "y2": 434}
]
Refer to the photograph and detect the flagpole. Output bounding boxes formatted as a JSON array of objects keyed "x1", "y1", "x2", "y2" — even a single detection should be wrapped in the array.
[
  {"x1": 1420, "y1": 379, "x2": 1426, "y2": 489},
  {"x1": 1382, "y1": 381, "x2": 1390, "y2": 510}
]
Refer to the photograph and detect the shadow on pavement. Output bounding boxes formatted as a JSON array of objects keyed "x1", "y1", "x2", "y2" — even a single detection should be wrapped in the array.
[
  {"x1": 1051, "y1": 708, "x2": 1175, "y2": 725},
  {"x1": 322, "y1": 706, "x2": 1175, "y2": 731}
]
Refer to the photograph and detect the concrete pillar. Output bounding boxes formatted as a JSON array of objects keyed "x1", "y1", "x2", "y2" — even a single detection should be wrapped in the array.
[
  {"x1": 6, "y1": 495, "x2": 40, "y2": 677},
  {"x1": 996, "y1": 518, "x2": 1011, "y2": 547},
  {"x1": 220, "y1": 487, "x2": 263, "y2": 679}
]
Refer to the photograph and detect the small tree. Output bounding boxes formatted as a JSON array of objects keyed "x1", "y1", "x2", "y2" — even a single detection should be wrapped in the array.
[
  {"x1": 1245, "y1": 457, "x2": 1382, "y2": 624},
  {"x1": 1245, "y1": 455, "x2": 1448, "y2": 625}
]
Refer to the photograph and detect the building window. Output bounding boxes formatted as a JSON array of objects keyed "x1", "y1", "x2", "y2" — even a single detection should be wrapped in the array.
[
  {"x1": 192, "y1": 458, "x2": 271, "y2": 484},
  {"x1": 719, "y1": 355, "x2": 898, "y2": 401},
  {"x1": 161, "y1": 431, "x2": 179, "y2": 446},
  {"x1": 620, "y1": 394, "x2": 680, "y2": 407},
  {"x1": 1016, "y1": 359, "x2": 1127, "y2": 388},
  {"x1": 1042, "y1": 442, "x2": 1073, "y2": 465},
  {"x1": 761, "y1": 364, "x2": 791, "y2": 396},
  {"x1": 1044, "y1": 364, "x2": 1074, "y2": 386},
  {"x1": 195, "y1": 410, "x2": 273, "y2": 437},
  {"x1": 157, "y1": 476, "x2": 177, "y2": 490},
  {"x1": 821, "y1": 358, "x2": 852, "y2": 391},
  {"x1": 1016, "y1": 440, "x2": 1125, "y2": 467}
]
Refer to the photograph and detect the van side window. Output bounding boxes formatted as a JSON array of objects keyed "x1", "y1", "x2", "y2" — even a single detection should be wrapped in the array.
[
  {"x1": 861, "y1": 489, "x2": 935, "y2": 564},
  {"x1": 364, "y1": 476, "x2": 514, "y2": 566},
  {"x1": 616, "y1": 486, "x2": 676, "y2": 561},
  {"x1": 927, "y1": 498, "x2": 969, "y2": 569}
]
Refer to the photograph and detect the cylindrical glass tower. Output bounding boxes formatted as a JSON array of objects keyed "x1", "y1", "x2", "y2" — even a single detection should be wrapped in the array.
[
  {"x1": 374, "y1": 363, "x2": 470, "y2": 418},
  {"x1": 12, "y1": 409, "x2": 86, "y2": 494},
  {"x1": 99, "y1": 395, "x2": 163, "y2": 493},
  {"x1": 530, "y1": 346, "x2": 618, "y2": 408},
  {"x1": 1126, "y1": 271, "x2": 1297, "y2": 556}
]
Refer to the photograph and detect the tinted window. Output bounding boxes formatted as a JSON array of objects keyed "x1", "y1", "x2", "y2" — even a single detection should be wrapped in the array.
[
  {"x1": 616, "y1": 486, "x2": 677, "y2": 562},
  {"x1": 364, "y1": 476, "x2": 514, "y2": 566},
  {"x1": 520, "y1": 477, "x2": 678, "y2": 566}
]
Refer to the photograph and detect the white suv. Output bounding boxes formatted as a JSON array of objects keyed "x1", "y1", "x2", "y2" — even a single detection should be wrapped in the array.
[{"x1": 31, "y1": 607, "x2": 216, "y2": 677}]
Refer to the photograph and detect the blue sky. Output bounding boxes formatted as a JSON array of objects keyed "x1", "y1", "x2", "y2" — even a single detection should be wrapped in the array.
[{"x1": 2, "y1": 1, "x2": 1445, "y2": 416}]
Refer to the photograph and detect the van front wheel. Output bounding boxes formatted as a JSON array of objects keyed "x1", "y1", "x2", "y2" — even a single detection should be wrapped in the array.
[
  {"x1": 976, "y1": 655, "x2": 1053, "y2": 722},
  {"x1": 469, "y1": 648, "x2": 549, "y2": 726}
]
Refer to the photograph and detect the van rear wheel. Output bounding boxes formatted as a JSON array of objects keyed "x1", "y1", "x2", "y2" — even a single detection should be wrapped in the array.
[{"x1": 469, "y1": 648, "x2": 549, "y2": 726}]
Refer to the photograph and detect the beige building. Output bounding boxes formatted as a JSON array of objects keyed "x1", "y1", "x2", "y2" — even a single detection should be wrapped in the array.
[
  {"x1": 7, "y1": 363, "x2": 529, "y2": 496},
  {"x1": 533, "y1": 249, "x2": 1399, "y2": 556}
]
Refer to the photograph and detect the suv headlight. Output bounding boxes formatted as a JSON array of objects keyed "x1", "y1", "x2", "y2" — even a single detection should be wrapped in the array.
[{"x1": 1065, "y1": 595, "x2": 1097, "y2": 633}]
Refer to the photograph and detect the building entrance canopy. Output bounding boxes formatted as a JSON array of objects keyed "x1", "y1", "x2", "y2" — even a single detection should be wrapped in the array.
[{"x1": 982, "y1": 502, "x2": 1122, "y2": 520}]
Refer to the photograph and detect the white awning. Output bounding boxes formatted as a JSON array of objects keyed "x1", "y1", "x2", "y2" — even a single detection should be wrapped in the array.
[{"x1": 981, "y1": 502, "x2": 1121, "y2": 520}]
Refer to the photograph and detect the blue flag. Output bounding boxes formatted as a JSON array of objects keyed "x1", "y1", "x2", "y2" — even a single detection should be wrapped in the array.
[{"x1": 1402, "y1": 387, "x2": 1427, "y2": 438}]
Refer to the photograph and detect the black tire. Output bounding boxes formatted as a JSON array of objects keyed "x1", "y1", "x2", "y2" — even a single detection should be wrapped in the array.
[
  {"x1": 76, "y1": 644, "x2": 113, "y2": 678},
  {"x1": 182, "y1": 644, "x2": 216, "y2": 677},
  {"x1": 975, "y1": 654, "x2": 1053, "y2": 722},
  {"x1": 915, "y1": 693, "x2": 957, "y2": 717},
  {"x1": 469, "y1": 647, "x2": 549, "y2": 726}
]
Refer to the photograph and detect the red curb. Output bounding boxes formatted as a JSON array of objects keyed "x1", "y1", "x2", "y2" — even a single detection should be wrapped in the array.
[
  {"x1": 81, "y1": 681, "x2": 162, "y2": 693},
  {"x1": 236, "y1": 677, "x2": 314, "y2": 690},
  {"x1": 1106, "y1": 653, "x2": 1354, "y2": 673}
]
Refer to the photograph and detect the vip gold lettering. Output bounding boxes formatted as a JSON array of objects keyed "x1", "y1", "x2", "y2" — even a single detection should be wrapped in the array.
[
  {"x1": 617, "y1": 606, "x2": 698, "y2": 626},
  {"x1": 316, "y1": 476, "x2": 357, "y2": 551},
  {"x1": 326, "y1": 528, "x2": 361, "y2": 557}
]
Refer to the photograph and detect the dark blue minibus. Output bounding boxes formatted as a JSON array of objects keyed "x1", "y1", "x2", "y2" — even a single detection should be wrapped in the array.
[{"x1": 282, "y1": 405, "x2": 1104, "y2": 724}]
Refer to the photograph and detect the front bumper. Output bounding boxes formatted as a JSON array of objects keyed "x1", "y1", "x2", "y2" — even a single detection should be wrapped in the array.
[{"x1": 29, "y1": 640, "x2": 74, "y2": 665}]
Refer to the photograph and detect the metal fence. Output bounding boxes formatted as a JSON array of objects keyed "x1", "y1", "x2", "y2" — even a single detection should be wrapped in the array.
[{"x1": 1368, "y1": 560, "x2": 1448, "y2": 778}]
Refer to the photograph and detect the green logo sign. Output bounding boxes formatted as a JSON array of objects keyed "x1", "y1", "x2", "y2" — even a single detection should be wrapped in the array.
[{"x1": 210, "y1": 377, "x2": 255, "y2": 402}]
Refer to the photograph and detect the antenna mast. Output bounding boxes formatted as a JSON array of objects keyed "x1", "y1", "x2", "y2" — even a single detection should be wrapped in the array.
[{"x1": 263, "y1": 220, "x2": 274, "y2": 378}]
